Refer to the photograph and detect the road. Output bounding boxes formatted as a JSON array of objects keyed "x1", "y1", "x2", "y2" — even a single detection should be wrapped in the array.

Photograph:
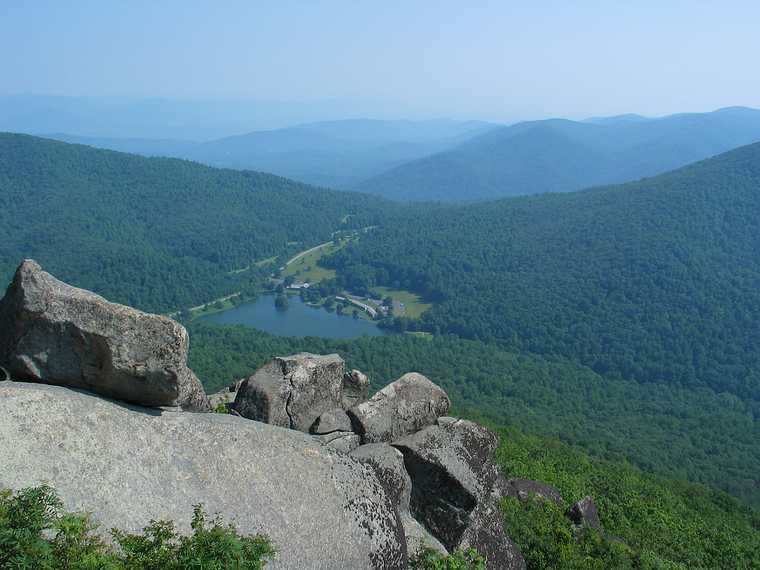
[{"x1": 282, "y1": 240, "x2": 334, "y2": 269}]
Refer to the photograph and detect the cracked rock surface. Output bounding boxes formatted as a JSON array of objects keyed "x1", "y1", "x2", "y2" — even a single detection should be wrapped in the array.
[{"x1": 234, "y1": 352, "x2": 345, "y2": 432}]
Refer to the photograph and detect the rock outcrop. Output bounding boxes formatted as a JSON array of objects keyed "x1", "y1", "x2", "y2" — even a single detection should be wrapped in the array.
[
  {"x1": 234, "y1": 353, "x2": 346, "y2": 431},
  {"x1": 505, "y1": 478, "x2": 564, "y2": 507},
  {"x1": 0, "y1": 262, "x2": 617, "y2": 570},
  {"x1": 348, "y1": 372, "x2": 451, "y2": 444},
  {"x1": 0, "y1": 260, "x2": 209, "y2": 411},
  {"x1": 568, "y1": 496, "x2": 603, "y2": 531},
  {"x1": 393, "y1": 418, "x2": 525, "y2": 569},
  {"x1": 0, "y1": 382, "x2": 406, "y2": 570},
  {"x1": 351, "y1": 443, "x2": 448, "y2": 558}
]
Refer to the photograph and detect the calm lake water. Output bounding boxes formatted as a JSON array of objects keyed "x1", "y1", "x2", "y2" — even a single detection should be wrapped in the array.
[{"x1": 200, "y1": 294, "x2": 387, "y2": 339}]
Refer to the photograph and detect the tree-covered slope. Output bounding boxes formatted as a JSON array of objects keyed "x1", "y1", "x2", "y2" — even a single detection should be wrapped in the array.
[
  {"x1": 187, "y1": 323, "x2": 760, "y2": 506},
  {"x1": 186, "y1": 323, "x2": 760, "y2": 566},
  {"x1": 355, "y1": 106, "x2": 760, "y2": 201},
  {"x1": 326, "y1": 143, "x2": 760, "y2": 410},
  {"x1": 0, "y1": 133, "x2": 391, "y2": 312}
]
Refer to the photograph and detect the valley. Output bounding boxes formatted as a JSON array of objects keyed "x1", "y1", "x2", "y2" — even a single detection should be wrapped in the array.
[{"x1": 5, "y1": 5, "x2": 760, "y2": 568}]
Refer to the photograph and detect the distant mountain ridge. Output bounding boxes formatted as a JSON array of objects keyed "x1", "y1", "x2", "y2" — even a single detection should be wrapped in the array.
[
  {"x1": 47, "y1": 118, "x2": 497, "y2": 188},
  {"x1": 355, "y1": 106, "x2": 760, "y2": 201}
]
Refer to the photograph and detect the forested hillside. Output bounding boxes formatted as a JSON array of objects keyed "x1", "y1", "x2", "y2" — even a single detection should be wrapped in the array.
[
  {"x1": 325, "y1": 143, "x2": 760, "y2": 423},
  {"x1": 188, "y1": 323, "x2": 760, "y2": 506},
  {"x1": 0, "y1": 133, "x2": 392, "y2": 312},
  {"x1": 355, "y1": 106, "x2": 760, "y2": 200}
]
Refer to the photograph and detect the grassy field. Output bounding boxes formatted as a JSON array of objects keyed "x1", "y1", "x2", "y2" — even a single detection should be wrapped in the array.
[
  {"x1": 282, "y1": 242, "x2": 341, "y2": 283},
  {"x1": 188, "y1": 295, "x2": 240, "y2": 319},
  {"x1": 372, "y1": 286, "x2": 432, "y2": 318}
]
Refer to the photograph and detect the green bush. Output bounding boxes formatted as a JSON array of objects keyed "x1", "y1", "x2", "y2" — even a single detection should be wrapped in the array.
[
  {"x1": 409, "y1": 546, "x2": 486, "y2": 569},
  {"x1": 0, "y1": 485, "x2": 275, "y2": 570}
]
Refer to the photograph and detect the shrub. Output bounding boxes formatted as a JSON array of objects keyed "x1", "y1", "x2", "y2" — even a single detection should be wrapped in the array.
[
  {"x1": 0, "y1": 486, "x2": 275, "y2": 569},
  {"x1": 410, "y1": 546, "x2": 486, "y2": 569}
]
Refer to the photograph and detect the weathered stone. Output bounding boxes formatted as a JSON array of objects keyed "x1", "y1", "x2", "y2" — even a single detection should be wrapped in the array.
[
  {"x1": 0, "y1": 260, "x2": 209, "y2": 411},
  {"x1": 314, "y1": 431, "x2": 362, "y2": 454},
  {"x1": 568, "y1": 496, "x2": 603, "y2": 531},
  {"x1": 348, "y1": 373, "x2": 451, "y2": 444},
  {"x1": 393, "y1": 419, "x2": 525, "y2": 570},
  {"x1": 403, "y1": 516, "x2": 449, "y2": 559},
  {"x1": 310, "y1": 408, "x2": 353, "y2": 434},
  {"x1": 352, "y1": 444, "x2": 412, "y2": 511},
  {"x1": 342, "y1": 369, "x2": 370, "y2": 408},
  {"x1": 234, "y1": 353, "x2": 345, "y2": 432},
  {"x1": 351, "y1": 443, "x2": 447, "y2": 558},
  {"x1": 0, "y1": 382, "x2": 406, "y2": 570},
  {"x1": 505, "y1": 478, "x2": 564, "y2": 507}
]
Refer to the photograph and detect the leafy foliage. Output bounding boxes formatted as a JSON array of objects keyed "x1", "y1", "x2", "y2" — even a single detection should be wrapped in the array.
[
  {"x1": 321, "y1": 144, "x2": 760, "y2": 502},
  {"x1": 0, "y1": 485, "x2": 275, "y2": 569},
  {"x1": 187, "y1": 323, "x2": 760, "y2": 506},
  {"x1": 496, "y1": 427, "x2": 760, "y2": 569},
  {"x1": 501, "y1": 498, "x2": 645, "y2": 570},
  {"x1": 0, "y1": 133, "x2": 391, "y2": 312},
  {"x1": 409, "y1": 547, "x2": 486, "y2": 569}
]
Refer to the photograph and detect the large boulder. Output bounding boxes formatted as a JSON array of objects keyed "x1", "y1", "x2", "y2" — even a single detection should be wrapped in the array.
[
  {"x1": 234, "y1": 353, "x2": 345, "y2": 432},
  {"x1": 348, "y1": 373, "x2": 451, "y2": 444},
  {"x1": 0, "y1": 382, "x2": 407, "y2": 570},
  {"x1": 504, "y1": 478, "x2": 563, "y2": 507},
  {"x1": 393, "y1": 418, "x2": 525, "y2": 570},
  {"x1": 351, "y1": 444, "x2": 447, "y2": 558},
  {"x1": 567, "y1": 496, "x2": 603, "y2": 532},
  {"x1": 0, "y1": 260, "x2": 209, "y2": 411}
]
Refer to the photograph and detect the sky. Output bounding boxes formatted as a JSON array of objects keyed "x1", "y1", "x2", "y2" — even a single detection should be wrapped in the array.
[{"x1": 1, "y1": 0, "x2": 760, "y2": 123}]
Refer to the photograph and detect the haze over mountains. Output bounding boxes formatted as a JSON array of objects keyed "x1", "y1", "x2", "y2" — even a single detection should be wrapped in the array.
[
  {"x1": 26, "y1": 103, "x2": 760, "y2": 199},
  {"x1": 49, "y1": 118, "x2": 495, "y2": 188},
  {"x1": 355, "y1": 106, "x2": 760, "y2": 200}
]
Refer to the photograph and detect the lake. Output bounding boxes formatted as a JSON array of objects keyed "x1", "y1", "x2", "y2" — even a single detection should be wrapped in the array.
[{"x1": 200, "y1": 294, "x2": 387, "y2": 339}]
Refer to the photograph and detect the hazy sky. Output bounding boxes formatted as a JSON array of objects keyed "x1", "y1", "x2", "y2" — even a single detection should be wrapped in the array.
[{"x1": 2, "y1": 0, "x2": 760, "y2": 121}]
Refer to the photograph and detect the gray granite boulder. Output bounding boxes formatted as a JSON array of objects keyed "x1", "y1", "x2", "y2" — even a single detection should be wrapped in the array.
[
  {"x1": 568, "y1": 496, "x2": 603, "y2": 531},
  {"x1": 0, "y1": 260, "x2": 209, "y2": 411},
  {"x1": 310, "y1": 408, "x2": 353, "y2": 434},
  {"x1": 505, "y1": 478, "x2": 564, "y2": 507},
  {"x1": 0, "y1": 382, "x2": 406, "y2": 570},
  {"x1": 348, "y1": 373, "x2": 451, "y2": 444},
  {"x1": 234, "y1": 353, "x2": 345, "y2": 432},
  {"x1": 351, "y1": 443, "x2": 447, "y2": 558},
  {"x1": 393, "y1": 419, "x2": 525, "y2": 569},
  {"x1": 342, "y1": 369, "x2": 370, "y2": 408}
]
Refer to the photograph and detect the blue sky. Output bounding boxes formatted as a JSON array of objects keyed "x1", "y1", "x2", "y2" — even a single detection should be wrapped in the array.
[{"x1": 2, "y1": 0, "x2": 759, "y2": 121}]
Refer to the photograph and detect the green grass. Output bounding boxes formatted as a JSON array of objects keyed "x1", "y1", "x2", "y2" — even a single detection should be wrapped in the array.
[
  {"x1": 404, "y1": 331, "x2": 434, "y2": 340},
  {"x1": 189, "y1": 296, "x2": 240, "y2": 319},
  {"x1": 372, "y1": 286, "x2": 433, "y2": 318},
  {"x1": 282, "y1": 242, "x2": 342, "y2": 284}
]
